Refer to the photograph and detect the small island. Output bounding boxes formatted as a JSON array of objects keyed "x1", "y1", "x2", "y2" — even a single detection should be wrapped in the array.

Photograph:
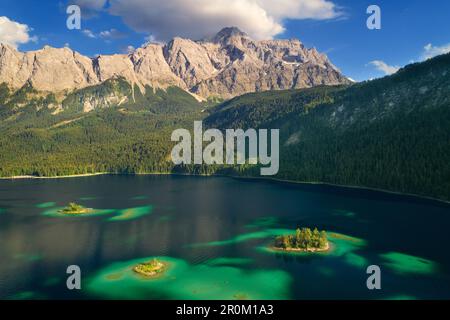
[
  {"x1": 133, "y1": 259, "x2": 167, "y2": 278},
  {"x1": 273, "y1": 227, "x2": 329, "y2": 252},
  {"x1": 59, "y1": 202, "x2": 93, "y2": 215}
]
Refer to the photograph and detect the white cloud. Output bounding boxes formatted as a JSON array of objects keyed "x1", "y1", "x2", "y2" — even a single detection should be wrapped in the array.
[
  {"x1": 144, "y1": 34, "x2": 165, "y2": 45},
  {"x1": 365, "y1": 43, "x2": 450, "y2": 80},
  {"x1": 422, "y1": 43, "x2": 450, "y2": 60},
  {"x1": 103, "y1": 0, "x2": 341, "y2": 41},
  {"x1": 99, "y1": 29, "x2": 126, "y2": 39},
  {"x1": 125, "y1": 45, "x2": 135, "y2": 54},
  {"x1": 145, "y1": 35, "x2": 156, "y2": 43},
  {"x1": 255, "y1": 0, "x2": 340, "y2": 20},
  {"x1": 0, "y1": 16, "x2": 36, "y2": 48},
  {"x1": 73, "y1": 0, "x2": 108, "y2": 18},
  {"x1": 369, "y1": 60, "x2": 400, "y2": 75},
  {"x1": 83, "y1": 28, "x2": 126, "y2": 40},
  {"x1": 74, "y1": 0, "x2": 107, "y2": 10},
  {"x1": 82, "y1": 29, "x2": 96, "y2": 38}
]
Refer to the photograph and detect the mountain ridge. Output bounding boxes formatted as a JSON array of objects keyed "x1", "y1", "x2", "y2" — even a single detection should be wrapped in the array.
[{"x1": 0, "y1": 27, "x2": 350, "y2": 100}]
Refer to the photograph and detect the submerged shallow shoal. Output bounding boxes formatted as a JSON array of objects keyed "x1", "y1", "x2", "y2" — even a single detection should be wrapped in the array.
[{"x1": 86, "y1": 257, "x2": 292, "y2": 300}]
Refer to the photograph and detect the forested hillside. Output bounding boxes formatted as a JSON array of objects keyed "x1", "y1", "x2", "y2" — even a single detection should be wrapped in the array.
[
  {"x1": 0, "y1": 53, "x2": 449, "y2": 201},
  {"x1": 205, "y1": 53, "x2": 450, "y2": 201},
  {"x1": 0, "y1": 79, "x2": 206, "y2": 176}
]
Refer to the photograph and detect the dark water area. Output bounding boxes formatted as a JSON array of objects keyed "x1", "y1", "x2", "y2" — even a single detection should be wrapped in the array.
[{"x1": 0, "y1": 175, "x2": 449, "y2": 300}]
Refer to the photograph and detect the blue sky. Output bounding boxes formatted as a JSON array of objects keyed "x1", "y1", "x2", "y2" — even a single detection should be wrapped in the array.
[{"x1": 0, "y1": 0, "x2": 449, "y2": 81}]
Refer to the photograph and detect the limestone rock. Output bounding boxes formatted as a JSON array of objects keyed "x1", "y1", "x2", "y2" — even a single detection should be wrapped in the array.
[{"x1": 0, "y1": 27, "x2": 351, "y2": 99}]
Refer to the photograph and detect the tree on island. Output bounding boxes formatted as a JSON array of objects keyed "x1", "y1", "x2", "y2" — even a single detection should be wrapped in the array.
[
  {"x1": 133, "y1": 258, "x2": 166, "y2": 277},
  {"x1": 63, "y1": 202, "x2": 84, "y2": 212},
  {"x1": 275, "y1": 227, "x2": 328, "y2": 250},
  {"x1": 60, "y1": 202, "x2": 91, "y2": 214}
]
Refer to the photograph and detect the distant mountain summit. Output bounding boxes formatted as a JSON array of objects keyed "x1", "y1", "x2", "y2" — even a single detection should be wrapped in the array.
[
  {"x1": 0, "y1": 27, "x2": 350, "y2": 99},
  {"x1": 211, "y1": 26, "x2": 249, "y2": 44}
]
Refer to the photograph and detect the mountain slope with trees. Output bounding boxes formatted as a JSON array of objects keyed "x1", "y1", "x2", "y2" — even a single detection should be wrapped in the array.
[
  {"x1": 205, "y1": 53, "x2": 450, "y2": 201},
  {"x1": 0, "y1": 53, "x2": 449, "y2": 201}
]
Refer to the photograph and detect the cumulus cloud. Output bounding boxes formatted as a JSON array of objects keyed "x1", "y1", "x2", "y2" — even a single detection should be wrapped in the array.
[
  {"x1": 144, "y1": 34, "x2": 165, "y2": 45},
  {"x1": 367, "y1": 43, "x2": 450, "y2": 79},
  {"x1": 255, "y1": 0, "x2": 339, "y2": 20},
  {"x1": 82, "y1": 29, "x2": 96, "y2": 38},
  {"x1": 422, "y1": 43, "x2": 450, "y2": 60},
  {"x1": 124, "y1": 45, "x2": 135, "y2": 54},
  {"x1": 369, "y1": 60, "x2": 400, "y2": 75},
  {"x1": 82, "y1": 28, "x2": 126, "y2": 40},
  {"x1": 0, "y1": 16, "x2": 37, "y2": 48},
  {"x1": 72, "y1": 0, "x2": 108, "y2": 18},
  {"x1": 99, "y1": 28, "x2": 127, "y2": 39},
  {"x1": 102, "y1": 0, "x2": 340, "y2": 41}
]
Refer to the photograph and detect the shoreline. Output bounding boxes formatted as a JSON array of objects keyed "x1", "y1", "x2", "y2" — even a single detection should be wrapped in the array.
[
  {"x1": 270, "y1": 243, "x2": 330, "y2": 253},
  {"x1": 1, "y1": 172, "x2": 449, "y2": 205},
  {"x1": 58, "y1": 209, "x2": 94, "y2": 215},
  {"x1": 0, "y1": 173, "x2": 109, "y2": 180}
]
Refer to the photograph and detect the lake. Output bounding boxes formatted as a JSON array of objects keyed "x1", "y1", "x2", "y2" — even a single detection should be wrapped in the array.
[{"x1": 0, "y1": 175, "x2": 449, "y2": 300}]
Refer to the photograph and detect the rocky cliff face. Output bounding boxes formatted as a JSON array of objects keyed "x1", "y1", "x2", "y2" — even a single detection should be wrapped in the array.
[
  {"x1": 0, "y1": 44, "x2": 98, "y2": 92},
  {"x1": 0, "y1": 27, "x2": 350, "y2": 100}
]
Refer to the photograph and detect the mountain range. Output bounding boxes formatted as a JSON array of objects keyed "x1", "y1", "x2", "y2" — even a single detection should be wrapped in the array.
[
  {"x1": 0, "y1": 29, "x2": 449, "y2": 202},
  {"x1": 0, "y1": 27, "x2": 349, "y2": 101}
]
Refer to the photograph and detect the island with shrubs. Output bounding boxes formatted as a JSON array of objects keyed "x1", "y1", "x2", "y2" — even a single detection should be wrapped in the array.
[
  {"x1": 273, "y1": 227, "x2": 329, "y2": 252},
  {"x1": 133, "y1": 259, "x2": 167, "y2": 278},
  {"x1": 59, "y1": 202, "x2": 93, "y2": 215}
]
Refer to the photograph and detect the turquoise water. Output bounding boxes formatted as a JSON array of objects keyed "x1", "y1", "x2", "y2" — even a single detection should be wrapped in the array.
[{"x1": 0, "y1": 175, "x2": 449, "y2": 300}]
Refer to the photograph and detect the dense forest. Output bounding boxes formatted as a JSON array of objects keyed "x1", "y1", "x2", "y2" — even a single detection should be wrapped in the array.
[
  {"x1": 0, "y1": 53, "x2": 449, "y2": 201},
  {"x1": 204, "y1": 53, "x2": 450, "y2": 201}
]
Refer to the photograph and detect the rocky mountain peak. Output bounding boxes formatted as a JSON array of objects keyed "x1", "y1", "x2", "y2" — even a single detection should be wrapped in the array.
[
  {"x1": 212, "y1": 27, "x2": 249, "y2": 44},
  {"x1": 0, "y1": 42, "x2": 15, "y2": 51},
  {"x1": 0, "y1": 28, "x2": 351, "y2": 100}
]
